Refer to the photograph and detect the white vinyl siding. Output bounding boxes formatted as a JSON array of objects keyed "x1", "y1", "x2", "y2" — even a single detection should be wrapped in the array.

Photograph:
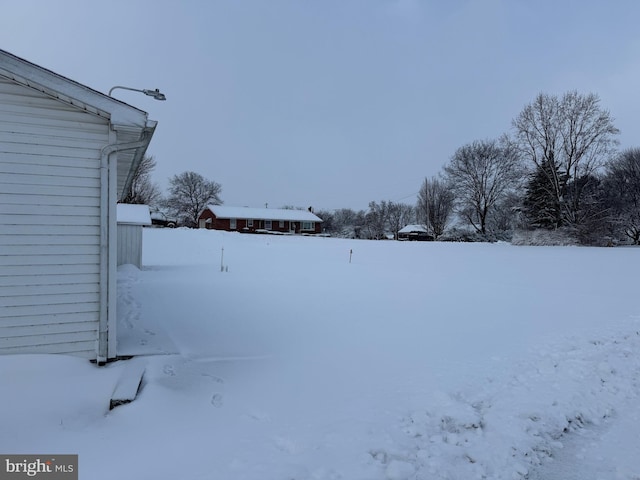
[
  {"x1": 117, "y1": 224, "x2": 143, "y2": 268},
  {"x1": 0, "y1": 77, "x2": 108, "y2": 359}
]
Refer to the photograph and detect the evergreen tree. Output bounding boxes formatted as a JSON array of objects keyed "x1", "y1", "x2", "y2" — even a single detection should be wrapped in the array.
[{"x1": 522, "y1": 159, "x2": 565, "y2": 229}]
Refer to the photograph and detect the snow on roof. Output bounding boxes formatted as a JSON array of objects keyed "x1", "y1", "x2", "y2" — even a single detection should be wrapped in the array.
[
  {"x1": 398, "y1": 224, "x2": 429, "y2": 234},
  {"x1": 206, "y1": 205, "x2": 323, "y2": 222},
  {"x1": 117, "y1": 204, "x2": 151, "y2": 225}
]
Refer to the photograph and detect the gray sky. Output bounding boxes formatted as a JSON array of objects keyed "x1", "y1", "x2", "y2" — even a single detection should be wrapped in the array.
[{"x1": 2, "y1": 0, "x2": 639, "y2": 211}]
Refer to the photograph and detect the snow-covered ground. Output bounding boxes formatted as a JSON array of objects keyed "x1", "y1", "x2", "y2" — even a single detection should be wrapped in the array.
[{"x1": 1, "y1": 229, "x2": 639, "y2": 479}]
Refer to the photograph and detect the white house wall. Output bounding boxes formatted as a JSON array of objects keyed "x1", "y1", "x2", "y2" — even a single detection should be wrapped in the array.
[{"x1": 0, "y1": 77, "x2": 109, "y2": 358}]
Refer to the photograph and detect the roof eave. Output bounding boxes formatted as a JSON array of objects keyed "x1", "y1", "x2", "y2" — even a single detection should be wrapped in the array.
[
  {"x1": 117, "y1": 120, "x2": 157, "y2": 202},
  {"x1": 0, "y1": 49, "x2": 149, "y2": 128}
]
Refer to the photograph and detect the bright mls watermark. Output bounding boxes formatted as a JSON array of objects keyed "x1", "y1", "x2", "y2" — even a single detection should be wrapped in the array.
[{"x1": 0, "y1": 455, "x2": 77, "y2": 479}]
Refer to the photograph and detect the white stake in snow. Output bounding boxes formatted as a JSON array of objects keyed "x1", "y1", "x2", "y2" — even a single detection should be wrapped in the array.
[{"x1": 220, "y1": 246, "x2": 225, "y2": 272}]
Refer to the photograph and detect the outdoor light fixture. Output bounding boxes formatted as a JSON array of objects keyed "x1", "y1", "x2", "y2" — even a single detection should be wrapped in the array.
[{"x1": 108, "y1": 85, "x2": 166, "y2": 100}]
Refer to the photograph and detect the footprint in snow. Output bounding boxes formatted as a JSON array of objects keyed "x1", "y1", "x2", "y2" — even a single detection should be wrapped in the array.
[{"x1": 201, "y1": 373, "x2": 224, "y2": 384}]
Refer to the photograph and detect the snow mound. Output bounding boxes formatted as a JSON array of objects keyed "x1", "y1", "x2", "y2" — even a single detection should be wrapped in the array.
[{"x1": 387, "y1": 326, "x2": 640, "y2": 479}]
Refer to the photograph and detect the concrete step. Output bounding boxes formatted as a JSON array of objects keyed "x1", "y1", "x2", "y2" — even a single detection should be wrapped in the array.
[{"x1": 109, "y1": 358, "x2": 146, "y2": 410}]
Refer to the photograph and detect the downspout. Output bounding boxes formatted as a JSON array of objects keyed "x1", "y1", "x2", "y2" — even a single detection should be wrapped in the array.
[{"x1": 97, "y1": 136, "x2": 150, "y2": 365}]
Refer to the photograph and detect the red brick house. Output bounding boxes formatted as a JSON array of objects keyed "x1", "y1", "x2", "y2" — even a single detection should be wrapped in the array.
[{"x1": 198, "y1": 205, "x2": 323, "y2": 235}]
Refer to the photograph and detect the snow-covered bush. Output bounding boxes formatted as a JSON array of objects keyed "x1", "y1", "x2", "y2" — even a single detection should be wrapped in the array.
[{"x1": 511, "y1": 229, "x2": 578, "y2": 246}]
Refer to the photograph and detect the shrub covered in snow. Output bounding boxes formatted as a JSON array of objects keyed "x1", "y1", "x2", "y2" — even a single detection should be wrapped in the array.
[{"x1": 511, "y1": 228, "x2": 578, "y2": 246}]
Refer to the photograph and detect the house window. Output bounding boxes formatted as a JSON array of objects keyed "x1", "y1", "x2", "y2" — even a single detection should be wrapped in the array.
[
  {"x1": 265, "y1": 220, "x2": 272, "y2": 230},
  {"x1": 248, "y1": 219, "x2": 254, "y2": 227},
  {"x1": 279, "y1": 220, "x2": 285, "y2": 228},
  {"x1": 302, "y1": 221, "x2": 314, "y2": 230},
  {"x1": 230, "y1": 218, "x2": 237, "y2": 230}
]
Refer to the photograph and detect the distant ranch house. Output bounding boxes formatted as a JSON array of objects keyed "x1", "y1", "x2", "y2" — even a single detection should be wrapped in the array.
[{"x1": 199, "y1": 205, "x2": 323, "y2": 235}]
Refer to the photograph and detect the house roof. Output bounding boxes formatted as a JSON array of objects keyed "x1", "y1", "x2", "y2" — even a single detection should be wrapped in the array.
[
  {"x1": 0, "y1": 48, "x2": 156, "y2": 201},
  {"x1": 117, "y1": 204, "x2": 152, "y2": 226},
  {"x1": 398, "y1": 224, "x2": 429, "y2": 234},
  {"x1": 206, "y1": 205, "x2": 323, "y2": 222}
]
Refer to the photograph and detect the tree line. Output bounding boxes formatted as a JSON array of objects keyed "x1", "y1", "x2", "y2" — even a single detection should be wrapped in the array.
[
  {"x1": 324, "y1": 91, "x2": 640, "y2": 245},
  {"x1": 126, "y1": 90, "x2": 640, "y2": 245}
]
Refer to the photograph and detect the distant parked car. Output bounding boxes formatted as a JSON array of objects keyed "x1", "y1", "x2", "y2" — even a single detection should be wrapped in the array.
[{"x1": 150, "y1": 210, "x2": 177, "y2": 228}]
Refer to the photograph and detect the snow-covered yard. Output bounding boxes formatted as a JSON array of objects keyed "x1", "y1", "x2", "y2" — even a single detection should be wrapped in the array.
[{"x1": 1, "y1": 229, "x2": 639, "y2": 479}]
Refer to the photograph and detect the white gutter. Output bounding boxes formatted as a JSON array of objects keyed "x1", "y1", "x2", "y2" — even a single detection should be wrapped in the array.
[{"x1": 97, "y1": 136, "x2": 151, "y2": 364}]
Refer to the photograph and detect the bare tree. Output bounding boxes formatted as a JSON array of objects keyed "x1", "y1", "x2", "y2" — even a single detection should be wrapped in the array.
[
  {"x1": 121, "y1": 155, "x2": 162, "y2": 206},
  {"x1": 313, "y1": 209, "x2": 334, "y2": 234},
  {"x1": 165, "y1": 171, "x2": 222, "y2": 227},
  {"x1": 330, "y1": 208, "x2": 366, "y2": 238},
  {"x1": 487, "y1": 190, "x2": 524, "y2": 235},
  {"x1": 387, "y1": 202, "x2": 415, "y2": 240},
  {"x1": 513, "y1": 91, "x2": 619, "y2": 230},
  {"x1": 332, "y1": 208, "x2": 357, "y2": 231},
  {"x1": 444, "y1": 138, "x2": 521, "y2": 235},
  {"x1": 365, "y1": 201, "x2": 390, "y2": 239},
  {"x1": 603, "y1": 148, "x2": 640, "y2": 244},
  {"x1": 564, "y1": 174, "x2": 610, "y2": 244},
  {"x1": 416, "y1": 176, "x2": 454, "y2": 239}
]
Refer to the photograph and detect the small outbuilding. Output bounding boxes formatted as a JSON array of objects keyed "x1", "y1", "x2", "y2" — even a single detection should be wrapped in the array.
[
  {"x1": 199, "y1": 205, "x2": 323, "y2": 235},
  {"x1": 0, "y1": 49, "x2": 157, "y2": 362},
  {"x1": 398, "y1": 224, "x2": 434, "y2": 241},
  {"x1": 117, "y1": 204, "x2": 151, "y2": 269}
]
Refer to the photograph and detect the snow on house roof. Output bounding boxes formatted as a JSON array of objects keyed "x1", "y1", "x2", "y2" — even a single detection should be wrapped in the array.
[
  {"x1": 117, "y1": 204, "x2": 151, "y2": 225},
  {"x1": 398, "y1": 224, "x2": 429, "y2": 234},
  {"x1": 206, "y1": 205, "x2": 323, "y2": 222}
]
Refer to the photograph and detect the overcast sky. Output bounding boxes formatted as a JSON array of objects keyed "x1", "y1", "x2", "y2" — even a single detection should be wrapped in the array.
[{"x1": 2, "y1": 0, "x2": 639, "y2": 211}]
